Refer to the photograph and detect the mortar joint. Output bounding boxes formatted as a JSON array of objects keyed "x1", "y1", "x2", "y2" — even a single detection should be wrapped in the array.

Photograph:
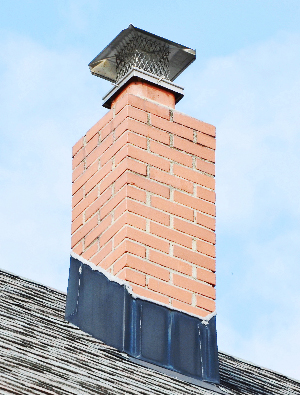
[{"x1": 193, "y1": 130, "x2": 197, "y2": 143}]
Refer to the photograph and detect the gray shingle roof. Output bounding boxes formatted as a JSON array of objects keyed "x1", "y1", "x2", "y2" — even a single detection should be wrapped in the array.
[{"x1": 0, "y1": 269, "x2": 299, "y2": 395}]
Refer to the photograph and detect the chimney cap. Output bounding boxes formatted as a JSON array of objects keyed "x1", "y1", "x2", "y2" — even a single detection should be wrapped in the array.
[{"x1": 88, "y1": 25, "x2": 196, "y2": 84}]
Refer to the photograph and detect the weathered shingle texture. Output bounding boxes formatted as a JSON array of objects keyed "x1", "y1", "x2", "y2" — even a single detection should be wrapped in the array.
[{"x1": 0, "y1": 269, "x2": 299, "y2": 395}]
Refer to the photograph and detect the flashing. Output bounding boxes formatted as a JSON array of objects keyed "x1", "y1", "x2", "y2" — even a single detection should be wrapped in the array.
[{"x1": 66, "y1": 254, "x2": 220, "y2": 385}]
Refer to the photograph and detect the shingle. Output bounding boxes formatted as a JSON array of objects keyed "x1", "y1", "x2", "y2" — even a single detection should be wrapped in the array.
[{"x1": 0, "y1": 269, "x2": 299, "y2": 395}]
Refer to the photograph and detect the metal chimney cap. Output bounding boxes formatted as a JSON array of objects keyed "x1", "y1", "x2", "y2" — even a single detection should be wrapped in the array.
[{"x1": 88, "y1": 25, "x2": 196, "y2": 84}]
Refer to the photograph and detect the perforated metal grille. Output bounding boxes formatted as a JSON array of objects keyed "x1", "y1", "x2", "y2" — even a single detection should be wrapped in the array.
[{"x1": 116, "y1": 33, "x2": 170, "y2": 83}]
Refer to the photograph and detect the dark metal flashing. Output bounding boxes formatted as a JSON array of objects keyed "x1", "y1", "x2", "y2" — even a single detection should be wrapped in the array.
[
  {"x1": 127, "y1": 357, "x2": 225, "y2": 394},
  {"x1": 1, "y1": 268, "x2": 300, "y2": 395},
  {"x1": 65, "y1": 255, "x2": 220, "y2": 385}
]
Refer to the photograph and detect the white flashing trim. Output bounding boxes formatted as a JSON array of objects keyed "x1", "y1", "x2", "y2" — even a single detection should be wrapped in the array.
[{"x1": 70, "y1": 252, "x2": 216, "y2": 324}]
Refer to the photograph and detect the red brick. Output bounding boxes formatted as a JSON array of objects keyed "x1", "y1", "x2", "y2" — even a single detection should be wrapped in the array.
[
  {"x1": 72, "y1": 187, "x2": 98, "y2": 221},
  {"x1": 100, "y1": 135, "x2": 125, "y2": 167},
  {"x1": 173, "y1": 273, "x2": 215, "y2": 299},
  {"x1": 115, "y1": 144, "x2": 170, "y2": 172},
  {"x1": 114, "y1": 199, "x2": 126, "y2": 220},
  {"x1": 114, "y1": 92, "x2": 131, "y2": 115},
  {"x1": 122, "y1": 240, "x2": 146, "y2": 258},
  {"x1": 126, "y1": 104, "x2": 148, "y2": 124},
  {"x1": 85, "y1": 187, "x2": 112, "y2": 221},
  {"x1": 72, "y1": 162, "x2": 84, "y2": 182},
  {"x1": 120, "y1": 199, "x2": 170, "y2": 226},
  {"x1": 72, "y1": 148, "x2": 85, "y2": 170},
  {"x1": 126, "y1": 185, "x2": 147, "y2": 203},
  {"x1": 71, "y1": 214, "x2": 98, "y2": 248},
  {"x1": 173, "y1": 245, "x2": 215, "y2": 271},
  {"x1": 125, "y1": 131, "x2": 148, "y2": 149},
  {"x1": 82, "y1": 241, "x2": 98, "y2": 260},
  {"x1": 131, "y1": 284, "x2": 169, "y2": 305},
  {"x1": 174, "y1": 217, "x2": 216, "y2": 244},
  {"x1": 114, "y1": 96, "x2": 149, "y2": 123},
  {"x1": 100, "y1": 215, "x2": 128, "y2": 247},
  {"x1": 196, "y1": 295, "x2": 216, "y2": 312},
  {"x1": 97, "y1": 242, "x2": 125, "y2": 270},
  {"x1": 72, "y1": 137, "x2": 84, "y2": 157},
  {"x1": 173, "y1": 136, "x2": 215, "y2": 163},
  {"x1": 101, "y1": 130, "x2": 146, "y2": 166},
  {"x1": 86, "y1": 110, "x2": 113, "y2": 142},
  {"x1": 150, "y1": 222, "x2": 193, "y2": 249},
  {"x1": 91, "y1": 240, "x2": 112, "y2": 266},
  {"x1": 100, "y1": 158, "x2": 146, "y2": 194},
  {"x1": 150, "y1": 168, "x2": 193, "y2": 194},
  {"x1": 148, "y1": 278, "x2": 192, "y2": 304},
  {"x1": 196, "y1": 132, "x2": 216, "y2": 150},
  {"x1": 114, "y1": 226, "x2": 169, "y2": 254},
  {"x1": 85, "y1": 160, "x2": 113, "y2": 194},
  {"x1": 173, "y1": 112, "x2": 216, "y2": 137},
  {"x1": 100, "y1": 111, "x2": 133, "y2": 141},
  {"x1": 85, "y1": 214, "x2": 112, "y2": 248},
  {"x1": 197, "y1": 240, "x2": 216, "y2": 258},
  {"x1": 72, "y1": 187, "x2": 84, "y2": 208},
  {"x1": 196, "y1": 158, "x2": 215, "y2": 176},
  {"x1": 115, "y1": 171, "x2": 170, "y2": 199},
  {"x1": 172, "y1": 300, "x2": 210, "y2": 317},
  {"x1": 128, "y1": 94, "x2": 170, "y2": 119},
  {"x1": 117, "y1": 267, "x2": 146, "y2": 287},
  {"x1": 72, "y1": 161, "x2": 98, "y2": 195},
  {"x1": 197, "y1": 267, "x2": 216, "y2": 286},
  {"x1": 86, "y1": 134, "x2": 113, "y2": 168},
  {"x1": 114, "y1": 254, "x2": 169, "y2": 281},
  {"x1": 151, "y1": 114, "x2": 193, "y2": 141},
  {"x1": 110, "y1": 252, "x2": 126, "y2": 273},
  {"x1": 197, "y1": 186, "x2": 216, "y2": 204},
  {"x1": 173, "y1": 190, "x2": 215, "y2": 216},
  {"x1": 99, "y1": 239, "x2": 146, "y2": 270},
  {"x1": 111, "y1": 105, "x2": 131, "y2": 129},
  {"x1": 71, "y1": 214, "x2": 83, "y2": 234},
  {"x1": 149, "y1": 249, "x2": 192, "y2": 276},
  {"x1": 113, "y1": 145, "x2": 134, "y2": 166},
  {"x1": 72, "y1": 241, "x2": 83, "y2": 256},
  {"x1": 85, "y1": 134, "x2": 98, "y2": 157},
  {"x1": 102, "y1": 213, "x2": 147, "y2": 247},
  {"x1": 196, "y1": 212, "x2": 215, "y2": 231},
  {"x1": 100, "y1": 186, "x2": 126, "y2": 220},
  {"x1": 150, "y1": 140, "x2": 193, "y2": 167},
  {"x1": 131, "y1": 255, "x2": 170, "y2": 281},
  {"x1": 151, "y1": 196, "x2": 193, "y2": 221},
  {"x1": 173, "y1": 164, "x2": 215, "y2": 190},
  {"x1": 115, "y1": 118, "x2": 169, "y2": 145}
]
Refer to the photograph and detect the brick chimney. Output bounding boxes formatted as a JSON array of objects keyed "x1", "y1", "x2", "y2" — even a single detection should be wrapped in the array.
[
  {"x1": 71, "y1": 26, "x2": 216, "y2": 319},
  {"x1": 66, "y1": 25, "x2": 219, "y2": 386}
]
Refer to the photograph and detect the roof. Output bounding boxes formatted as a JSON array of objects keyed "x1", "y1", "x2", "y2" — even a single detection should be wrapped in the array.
[{"x1": 0, "y1": 269, "x2": 299, "y2": 395}]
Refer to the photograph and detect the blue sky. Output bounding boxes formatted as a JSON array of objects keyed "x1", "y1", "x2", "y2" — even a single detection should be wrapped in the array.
[{"x1": 1, "y1": 0, "x2": 300, "y2": 380}]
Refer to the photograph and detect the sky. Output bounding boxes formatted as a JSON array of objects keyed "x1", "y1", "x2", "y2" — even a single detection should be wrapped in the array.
[{"x1": 1, "y1": 0, "x2": 300, "y2": 381}]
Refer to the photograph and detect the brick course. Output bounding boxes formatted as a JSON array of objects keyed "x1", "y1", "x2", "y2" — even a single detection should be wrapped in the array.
[{"x1": 71, "y1": 86, "x2": 216, "y2": 317}]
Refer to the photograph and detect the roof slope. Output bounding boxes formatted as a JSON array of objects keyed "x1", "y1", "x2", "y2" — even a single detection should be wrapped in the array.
[{"x1": 0, "y1": 269, "x2": 299, "y2": 395}]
